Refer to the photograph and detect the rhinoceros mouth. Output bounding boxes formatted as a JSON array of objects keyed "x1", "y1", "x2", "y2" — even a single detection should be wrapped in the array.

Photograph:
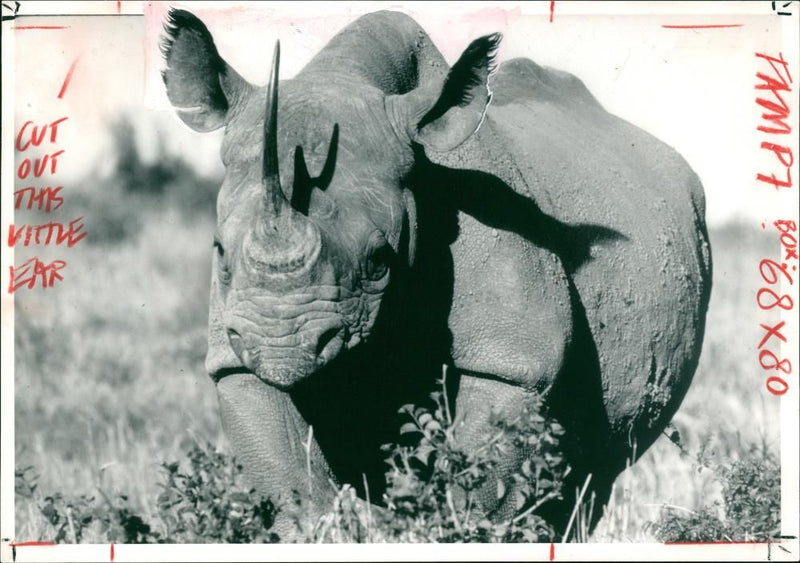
[
  {"x1": 210, "y1": 365, "x2": 253, "y2": 384},
  {"x1": 220, "y1": 321, "x2": 346, "y2": 390},
  {"x1": 249, "y1": 330, "x2": 345, "y2": 389}
]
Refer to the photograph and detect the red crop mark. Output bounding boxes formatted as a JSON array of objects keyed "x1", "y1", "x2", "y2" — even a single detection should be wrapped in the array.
[
  {"x1": 662, "y1": 24, "x2": 743, "y2": 29},
  {"x1": 665, "y1": 541, "x2": 769, "y2": 545},
  {"x1": 116, "y1": 0, "x2": 121, "y2": 13},
  {"x1": 11, "y1": 25, "x2": 68, "y2": 30},
  {"x1": 9, "y1": 541, "x2": 56, "y2": 547},
  {"x1": 549, "y1": 542, "x2": 555, "y2": 560},
  {"x1": 549, "y1": 1, "x2": 555, "y2": 23},
  {"x1": 58, "y1": 56, "x2": 80, "y2": 99},
  {"x1": 110, "y1": 542, "x2": 115, "y2": 561}
]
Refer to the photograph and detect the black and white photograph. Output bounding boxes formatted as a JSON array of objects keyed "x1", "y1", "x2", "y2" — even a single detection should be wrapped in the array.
[{"x1": 2, "y1": 1, "x2": 798, "y2": 560}]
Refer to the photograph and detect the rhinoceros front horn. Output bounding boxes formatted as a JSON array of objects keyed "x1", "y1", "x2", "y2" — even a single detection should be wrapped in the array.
[
  {"x1": 262, "y1": 40, "x2": 288, "y2": 220},
  {"x1": 244, "y1": 41, "x2": 322, "y2": 278}
]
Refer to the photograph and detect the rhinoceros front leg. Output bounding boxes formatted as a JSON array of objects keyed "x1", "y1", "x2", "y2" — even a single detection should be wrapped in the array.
[
  {"x1": 451, "y1": 375, "x2": 549, "y2": 520},
  {"x1": 216, "y1": 373, "x2": 336, "y2": 538},
  {"x1": 452, "y1": 372, "x2": 615, "y2": 536}
]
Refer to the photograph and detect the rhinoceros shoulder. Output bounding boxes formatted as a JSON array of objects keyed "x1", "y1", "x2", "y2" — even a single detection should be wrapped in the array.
[{"x1": 480, "y1": 57, "x2": 712, "y2": 454}]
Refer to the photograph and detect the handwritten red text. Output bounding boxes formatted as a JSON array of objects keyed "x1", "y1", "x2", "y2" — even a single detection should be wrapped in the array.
[
  {"x1": 9, "y1": 116, "x2": 85, "y2": 293},
  {"x1": 755, "y1": 50, "x2": 797, "y2": 397},
  {"x1": 755, "y1": 52, "x2": 793, "y2": 190}
]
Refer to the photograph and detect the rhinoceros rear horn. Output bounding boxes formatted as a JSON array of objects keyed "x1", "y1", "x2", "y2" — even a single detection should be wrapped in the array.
[{"x1": 261, "y1": 41, "x2": 290, "y2": 219}]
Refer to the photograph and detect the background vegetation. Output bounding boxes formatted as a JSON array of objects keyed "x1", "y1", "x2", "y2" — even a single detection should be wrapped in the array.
[{"x1": 13, "y1": 116, "x2": 781, "y2": 543}]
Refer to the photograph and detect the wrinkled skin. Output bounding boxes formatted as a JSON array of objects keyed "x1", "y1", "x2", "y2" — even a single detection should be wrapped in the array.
[{"x1": 162, "y1": 9, "x2": 712, "y2": 537}]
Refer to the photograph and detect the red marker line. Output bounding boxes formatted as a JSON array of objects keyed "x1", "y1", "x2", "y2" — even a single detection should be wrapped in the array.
[
  {"x1": 117, "y1": 0, "x2": 121, "y2": 13},
  {"x1": 662, "y1": 24, "x2": 743, "y2": 29},
  {"x1": 666, "y1": 541, "x2": 769, "y2": 545},
  {"x1": 549, "y1": 542, "x2": 555, "y2": 560},
  {"x1": 110, "y1": 542, "x2": 115, "y2": 561},
  {"x1": 58, "y1": 56, "x2": 81, "y2": 99},
  {"x1": 549, "y1": 0, "x2": 555, "y2": 23},
  {"x1": 11, "y1": 26, "x2": 68, "y2": 30},
  {"x1": 9, "y1": 541, "x2": 56, "y2": 547}
]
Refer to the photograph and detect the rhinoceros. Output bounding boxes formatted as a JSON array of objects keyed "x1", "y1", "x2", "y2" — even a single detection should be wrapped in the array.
[{"x1": 161, "y1": 8, "x2": 712, "y2": 537}]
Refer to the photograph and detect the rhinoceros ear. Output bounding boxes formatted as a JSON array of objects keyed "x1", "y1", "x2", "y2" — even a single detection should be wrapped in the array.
[
  {"x1": 160, "y1": 9, "x2": 253, "y2": 132},
  {"x1": 398, "y1": 33, "x2": 501, "y2": 152}
]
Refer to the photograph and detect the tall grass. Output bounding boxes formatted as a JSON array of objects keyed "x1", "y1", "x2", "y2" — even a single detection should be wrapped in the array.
[
  {"x1": 13, "y1": 117, "x2": 779, "y2": 542},
  {"x1": 14, "y1": 116, "x2": 223, "y2": 541}
]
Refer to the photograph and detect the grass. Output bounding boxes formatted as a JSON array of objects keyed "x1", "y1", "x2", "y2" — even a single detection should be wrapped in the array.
[
  {"x1": 13, "y1": 120, "x2": 223, "y2": 540},
  {"x1": 13, "y1": 208, "x2": 221, "y2": 541},
  {"x1": 12, "y1": 121, "x2": 781, "y2": 542}
]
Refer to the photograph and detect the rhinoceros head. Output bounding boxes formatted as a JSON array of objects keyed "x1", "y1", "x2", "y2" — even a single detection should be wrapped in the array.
[{"x1": 161, "y1": 9, "x2": 499, "y2": 389}]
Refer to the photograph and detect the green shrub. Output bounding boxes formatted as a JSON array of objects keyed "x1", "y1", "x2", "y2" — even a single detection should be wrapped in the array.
[
  {"x1": 155, "y1": 446, "x2": 280, "y2": 543},
  {"x1": 651, "y1": 445, "x2": 780, "y2": 542},
  {"x1": 17, "y1": 384, "x2": 782, "y2": 544},
  {"x1": 373, "y1": 387, "x2": 567, "y2": 543},
  {"x1": 17, "y1": 465, "x2": 154, "y2": 543},
  {"x1": 17, "y1": 444, "x2": 279, "y2": 544},
  {"x1": 17, "y1": 379, "x2": 569, "y2": 543}
]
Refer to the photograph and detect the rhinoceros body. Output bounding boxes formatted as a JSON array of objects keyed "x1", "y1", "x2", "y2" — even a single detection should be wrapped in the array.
[{"x1": 162, "y1": 9, "x2": 711, "y2": 537}]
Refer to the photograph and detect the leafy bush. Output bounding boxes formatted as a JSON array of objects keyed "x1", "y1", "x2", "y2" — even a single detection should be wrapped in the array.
[
  {"x1": 373, "y1": 387, "x2": 567, "y2": 543},
  {"x1": 155, "y1": 446, "x2": 280, "y2": 543},
  {"x1": 17, "y1": 444, "x2": 278, "y2": 544},
  {"x1": 17, "y1": 465, "x2": 153, "y2": 543},
  {"x1": 16, "y1": 376, "x2": 783, "y2": 544},
  {"x1": 651, "y1": 445, "x2": 780, "y2": 542},
  {"x1": 16, "y1": 380, "x2": 569, "y2": 543}
]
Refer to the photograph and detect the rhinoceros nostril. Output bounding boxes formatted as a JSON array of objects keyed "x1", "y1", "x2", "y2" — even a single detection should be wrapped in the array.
[
  {"x1": 315, "y1": 327, "x2": 341, "y2": 357},
  {"x1": 227, "y1": 329, "x2": 249, "y2": 365}
]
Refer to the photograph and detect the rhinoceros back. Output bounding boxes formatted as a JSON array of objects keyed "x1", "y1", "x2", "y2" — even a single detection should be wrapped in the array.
[{"x1": 486, "y1": 57, "x2": 712, "y2": 454}]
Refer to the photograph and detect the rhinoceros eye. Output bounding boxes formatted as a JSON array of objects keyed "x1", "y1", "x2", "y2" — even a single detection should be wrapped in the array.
[
  {"x1": 365, "y1": 232, "x2": 391, "y2": 282},
  {"x1": 214, "y1": 235, "x2": 232, "y2": 285}
]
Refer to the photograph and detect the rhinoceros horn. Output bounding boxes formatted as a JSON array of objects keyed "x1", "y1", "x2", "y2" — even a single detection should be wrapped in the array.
[
  {"x1": 262, "y1": 41, "x2": 288, "y2": 222},
  {"x1": 245, "y1": 41, "x2": 322, "y2": 278}
]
